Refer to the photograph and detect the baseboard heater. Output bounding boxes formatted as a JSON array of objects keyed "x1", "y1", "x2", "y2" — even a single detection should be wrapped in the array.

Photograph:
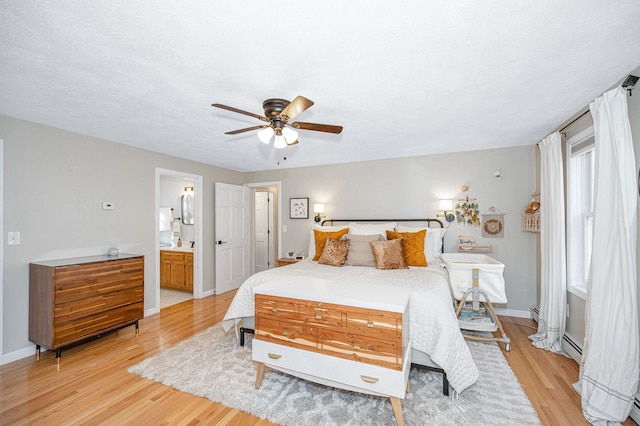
[
  {"x1": 560, "y1": 330, "x2": 640, "y2": 424},
  {"x1": 530, "y1": 305, "x2": 539, "y2": 323}
]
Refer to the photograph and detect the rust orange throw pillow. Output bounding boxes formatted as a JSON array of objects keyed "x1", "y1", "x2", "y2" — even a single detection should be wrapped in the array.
[
  {"x1": 313, "y1": 228, "x2": 349, "y2": 261},
  {"x1": 386, "y1": 229, "x2": 427, "y2": 266}
]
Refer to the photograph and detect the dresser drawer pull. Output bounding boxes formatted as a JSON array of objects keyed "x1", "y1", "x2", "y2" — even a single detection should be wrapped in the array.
[
  {"x1": 367, "y1": 321, "x2": 374, "y2": 328},
  {"x1": 271, "y1": 307, "x2": 278, "y2": 313},
  {"x1": 315, "y1": 312, "x2": 322, "y2": 320},
  {"x1": 282, "y1": 329, "x2": 288, "y2": 336},
  {"x1": 360, "y1": 375, "x2": 379, "y2": 384},
  {"x1": 354, "y1": 343, "x2": 360, "y2": 350},
  {"x1": 268, "y1": 353, "x2": 282, "y2": 360}
]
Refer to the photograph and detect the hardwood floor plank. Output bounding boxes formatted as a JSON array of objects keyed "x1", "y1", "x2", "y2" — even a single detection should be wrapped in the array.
[{"x1": 1, "y1": 291, "x2": 636, "y2": 425}]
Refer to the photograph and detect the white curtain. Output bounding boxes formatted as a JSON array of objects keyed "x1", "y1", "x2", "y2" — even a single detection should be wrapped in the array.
[
  {"x1": 578, "y1": 86, "x2": 639, "y2": 424},
  {"x1": 529, "y1": 132, "x2": 567, "y2": 353}
]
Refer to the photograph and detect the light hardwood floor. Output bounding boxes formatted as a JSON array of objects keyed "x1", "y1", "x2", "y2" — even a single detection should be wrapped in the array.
[{"x1": 0, "y1": 292, "x2": 636, "y2": 425}]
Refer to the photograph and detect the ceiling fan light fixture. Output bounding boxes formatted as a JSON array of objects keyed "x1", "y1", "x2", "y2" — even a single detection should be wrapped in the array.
[
  {"x1": 273, "y1": 134, "x2": 287, "y2": 149},
  {"x1": 282, "y1": 127, "x2": 298, "y2": 144},
  {"x1": 257, "y1": 127, "x2": 274, "y2": 144}
]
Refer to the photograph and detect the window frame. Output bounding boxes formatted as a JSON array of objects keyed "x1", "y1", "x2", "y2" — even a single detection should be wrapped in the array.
[{"x1": 565, "y1": 125, "x2": 595, "y2": 300}]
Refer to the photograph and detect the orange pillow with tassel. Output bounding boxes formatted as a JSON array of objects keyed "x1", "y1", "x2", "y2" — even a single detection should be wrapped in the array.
[
  {"x1": 386, "y1": 229, "x2": 427, "y2": 266},
  {"x1": 313, "y1": 228, "x2": 349, "y2": 261}
]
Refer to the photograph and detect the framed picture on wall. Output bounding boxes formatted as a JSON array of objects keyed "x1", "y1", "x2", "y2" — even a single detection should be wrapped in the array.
[{"x1": 289, "y1": 197, "x2": 309, "y2": 219}]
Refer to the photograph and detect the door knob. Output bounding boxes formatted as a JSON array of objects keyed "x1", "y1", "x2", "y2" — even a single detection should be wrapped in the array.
[{"x1": 217, "y1": 241, "x2": 228, "y2": 245}]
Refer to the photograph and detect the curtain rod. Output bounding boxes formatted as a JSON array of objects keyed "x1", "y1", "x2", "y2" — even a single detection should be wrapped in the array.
[{"x1": 559, "y1": 109, "x2": 590, "y2": 133}]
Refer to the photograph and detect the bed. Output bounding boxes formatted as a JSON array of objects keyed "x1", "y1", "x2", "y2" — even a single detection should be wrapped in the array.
[{"x1": 221, "y1": 219, "x2": 480, "y2": 394}]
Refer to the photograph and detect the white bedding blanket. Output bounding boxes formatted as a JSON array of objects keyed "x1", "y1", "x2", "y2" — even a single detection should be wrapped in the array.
[{"x1": 222, "y1": 259, "x2": 479, "y2": 392}]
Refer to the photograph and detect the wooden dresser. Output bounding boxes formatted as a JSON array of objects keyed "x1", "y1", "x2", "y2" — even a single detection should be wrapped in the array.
[
  {"x1": 29, "y1": 254, "x2": 144, "y2": 363},
  {"x1": 253, "y1": 279, "x2": 411, "y2": 425}
]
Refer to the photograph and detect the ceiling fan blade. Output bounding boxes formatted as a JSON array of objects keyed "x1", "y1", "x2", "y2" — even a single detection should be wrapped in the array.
[
  {"x1": 225, "y1": 125, "x2": 269, "y2": 135},
  {"x1": 212, "y1": 103, "x2": 269, "y2": 123},
  {"x1": 290, "y1": 121, "x2": 343, "y2": 134},
  {"x1": 280, "y1": 96, "x2": 314, "y2": 121}
]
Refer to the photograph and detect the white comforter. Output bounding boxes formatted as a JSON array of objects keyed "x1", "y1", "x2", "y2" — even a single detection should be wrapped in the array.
[{"x1": 221, "y1": 259, "x2": 479, "y2": 392}]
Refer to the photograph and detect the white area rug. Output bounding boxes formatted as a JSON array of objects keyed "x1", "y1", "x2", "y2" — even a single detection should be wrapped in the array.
[{"x1": 129, "y1": 324, "x2": 541, "y2": 425}]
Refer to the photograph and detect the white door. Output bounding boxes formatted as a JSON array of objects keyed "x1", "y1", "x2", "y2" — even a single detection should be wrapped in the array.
[
  {"x1": 215, "y1": 182, "x2": 250, "y2": 294},
  {"x1": 254, "y1": 191, "x2": 274, "y2": 273}
]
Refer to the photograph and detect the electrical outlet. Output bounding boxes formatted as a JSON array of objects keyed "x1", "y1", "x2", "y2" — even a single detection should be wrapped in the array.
[
  {"x1": 8, "y1": 232, "x2": 20, "y2": 245},
  {"x1": 566, "y1": 303, "x2": 570, "y2": 318},
  {"x1": 282, "y1": 225, "x2": 288, "y2": 232}
]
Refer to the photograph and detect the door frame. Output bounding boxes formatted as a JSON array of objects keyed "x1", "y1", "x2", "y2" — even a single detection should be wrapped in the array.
[
  {"x1": 244, "y1": 181, "x2": 282, "y2": 271},
  {"x1": 155, "y1": 168, "x2": 204, "y2": 312},
  {"x1": 0, "y1": 139, "x2": 4, "y2": 364},
  {"x1": 253, "y1": 189, "x2": 276, "y2": 273}
]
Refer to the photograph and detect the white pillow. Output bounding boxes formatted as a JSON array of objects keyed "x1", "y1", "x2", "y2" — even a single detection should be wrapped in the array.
[
  {"x1": 307, "y1": 224, "x2": 349, "y2": 259},
  {"x1": 348, "y1": 222, "x2": 397, "y2": 238},
  {"x1": 396, "y1": 225, "x2": 447, "y2": 263}
]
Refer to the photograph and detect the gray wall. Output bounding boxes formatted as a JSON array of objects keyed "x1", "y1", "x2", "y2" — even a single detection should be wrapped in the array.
[
  {"x1": 244, "y1": 145, "x2": 538, "y2": 313},
  {"x1": 1, "y1": 115, "x2": 242, "y2": 354}
]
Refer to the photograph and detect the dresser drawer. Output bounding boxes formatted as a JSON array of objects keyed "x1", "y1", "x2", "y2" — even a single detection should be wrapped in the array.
[
  {"x1": 54, "y1": 287, "x2": 143, "y2": 322},
  {"x1": 298, "y1": 303, "x2": 343, "y2": 327},
  {"x1": 54, "y1": 271, "x2": 144, "y2": 304},
  {"x1": 255, "y1": 296, "x2": 298, "y2": 319},
  {"x1": 53, "y1": 302, "x2": 143, "y2": 347},
  {"x1": 54, "y1": 258, "x2": 143, "y2": 284},
  {"x1": 318, "y1": 329, "x2": 402, "y2": 370},
  {"x1": 345, "y1": 309, "x2": 401, "y2": 340},
  {"x1": 255, "y1": 317, "x2": 317, "y2": 349},
  {"x1": 254, "y1": 339, "x2": 410, "y2": 398}
]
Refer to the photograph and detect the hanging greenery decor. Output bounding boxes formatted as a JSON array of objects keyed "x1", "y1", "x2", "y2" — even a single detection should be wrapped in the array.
[{"x1": 456, "y1": 197, "x2": 481, "y2": 226}]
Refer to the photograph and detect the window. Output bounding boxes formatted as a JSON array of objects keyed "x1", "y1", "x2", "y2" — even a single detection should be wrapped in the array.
[{"x1": 566, "y1": 126, "x2": 595, "y2": 299}]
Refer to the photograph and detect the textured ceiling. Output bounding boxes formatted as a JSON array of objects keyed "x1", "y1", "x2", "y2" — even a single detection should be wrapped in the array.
[{"x1": 1, "y1": 1, "x2": 640, "y2": 172}]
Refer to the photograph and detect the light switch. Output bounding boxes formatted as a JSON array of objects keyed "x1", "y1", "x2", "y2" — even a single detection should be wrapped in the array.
[
  {"x1": 8, "y1": 232, "x2": 20, "y2": 245},
  {"x1": 283, "y1": 225, "x2": 288, "y2": 232},
  {"x1": 102, "y1": 202, "x2": 115, "y2": 210}
]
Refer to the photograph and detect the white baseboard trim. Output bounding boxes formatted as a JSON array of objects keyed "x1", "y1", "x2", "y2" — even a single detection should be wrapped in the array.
[
  {"x1": 201, "y1": 289, "x2": 215, "y2": 298},
  {"x1": 494, "y1": 308, "x2": 531, "y2": 319},
  {"x1": 2, "y1": 344, "x2": 36, "y2": 365},
  {"x1": 145, "y1": 307, "x2": 160, "y2": 317}
]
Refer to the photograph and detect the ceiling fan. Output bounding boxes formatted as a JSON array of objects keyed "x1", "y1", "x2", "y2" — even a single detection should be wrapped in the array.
[{"x1": 211, "y1": 96, "x2": 343, "y2": 149}]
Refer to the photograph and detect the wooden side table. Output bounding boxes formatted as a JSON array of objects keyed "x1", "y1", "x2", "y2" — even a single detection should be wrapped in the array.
[{"x1": 275, "y1": 257, "x2": 298, "y2": 267}]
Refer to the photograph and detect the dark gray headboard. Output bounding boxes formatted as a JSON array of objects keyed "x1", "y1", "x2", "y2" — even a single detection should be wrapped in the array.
[
  {"x1": 320, "y1": 218, "x2": 444, "y2": 228},
  {"x1": 319, "y1": 218, "x2": 445, "y2": 253}
]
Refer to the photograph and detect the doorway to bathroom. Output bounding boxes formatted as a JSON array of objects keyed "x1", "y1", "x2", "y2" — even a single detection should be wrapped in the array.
[{"x1": 156, "y1": 168, "x2": 203, "y2": 311}]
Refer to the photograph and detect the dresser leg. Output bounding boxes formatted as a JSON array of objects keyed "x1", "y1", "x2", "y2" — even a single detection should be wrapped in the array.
[
  {"x1": 255, "y1": 362, "x2": 265, "y2": 389},
  {"x1": 35, "y1": 345, "x2": 41, "y2": 361},
  {"x1": 55, "y1": 348, "x2": 61, "y2": 364},
  {"x1": 406, "y1": 380, "x2": 411, "y2": 393},
  {"x1": 135, "y1": 320, "x2": 140, "y2": 338},
  {"x1": 390, "y1": 397, "x2": 404, "y2": 426}
]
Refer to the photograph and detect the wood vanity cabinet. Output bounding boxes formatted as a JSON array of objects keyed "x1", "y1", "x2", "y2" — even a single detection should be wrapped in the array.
[
  {"x1": 29, "y1": 254, "x2": 144, "y2": 362},
  {"x1": 160, "y1": 250, "x2": 193, "y2": 292}
]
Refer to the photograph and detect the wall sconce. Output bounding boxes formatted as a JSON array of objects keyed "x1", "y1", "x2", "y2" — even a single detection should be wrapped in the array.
[
  {"x1": 314, "y1": 203, "x2": 325, "y2": 223},
  {"x1": 438, "y1": 199, "x2": 455, "y2": 223}
]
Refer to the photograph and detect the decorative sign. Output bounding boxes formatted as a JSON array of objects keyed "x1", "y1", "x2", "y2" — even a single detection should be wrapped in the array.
[{"x1": 481, "y1": 207, "x2": 505, "y2": 238}]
